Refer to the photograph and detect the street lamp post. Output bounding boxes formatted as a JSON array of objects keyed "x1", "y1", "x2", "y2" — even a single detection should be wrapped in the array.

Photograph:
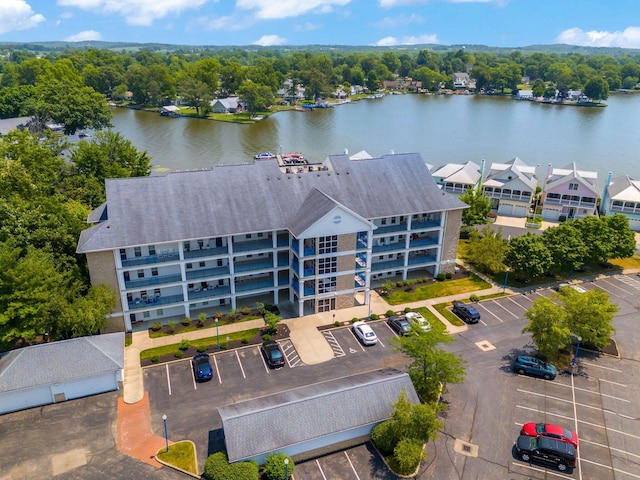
[
  {"x1": 572, "y1": 335, "x2": 582, "y2": 367},
  {"x1": 162, "y1": 414, "x2": 169, "y2": 453},
  {"x1": 502, "y1": 269, "x2": 509, "y2": 293},
  {"x1": 284, "y1": 458, "x2": 289, "y2": 480},
  {"x1": 215, "y1": 318, "x2": 220, "y2": 349}
]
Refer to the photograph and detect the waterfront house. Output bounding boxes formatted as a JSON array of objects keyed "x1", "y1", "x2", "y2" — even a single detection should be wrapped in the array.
[
  {"x1": 211, "y1": 97, "x2": 241, "y2": 114},
  {"x1": 431, "y1": 160, "x2": 482, "y2": 195},
  {"x1": 600, "y1": 174, "x2": 640, "y2": 231},
  {"x1": 539, "y1": 163, "x2": 599, "y2": 221},
  {"x1": 516, "y1": 89, "x2": 534, "y2": 100},
  {"x1": 77, "y1": 152, "x2": 466, "y2": 332},
  {"x1": 453, "y1": 73, "x2": 471, "y2": 89},
  {"x1": 481, "y1": 157, "x2": 537, "y2": 217},
  {"x1": 0, "y1": 116, "x2": 32, "y2": 136}
]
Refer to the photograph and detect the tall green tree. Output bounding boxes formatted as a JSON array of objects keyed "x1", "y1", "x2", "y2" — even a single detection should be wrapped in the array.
[
  {"x1": 238, "y1": 81, "x2": 274, "y2": 116},
  {"x1": 178, "y1": 76, "x2": 212, "y2": 116},
  {"x1": 505, "y1": 233, "x2": 553, "y2": 279},
  {"x1": 541, "y1": 223, "x2": 588, "y2": 274},
  {"x1": 464, "y1": 225, "x2": 508, "y2": 275},
  {"x1": 560, "y1": 288, "x2": 617, "y2": 350},
  {"x1": 459, "y1": 186, "x2": 491, "y2": 226},
  {"x1": 522, "y1": 296, "x2": 570, "y2": 361}
]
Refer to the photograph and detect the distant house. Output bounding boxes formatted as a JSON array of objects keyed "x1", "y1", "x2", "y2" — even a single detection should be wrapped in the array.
[
  {"x1": 0, "y1": 116, "x2": 32, "y2": 136},
  {"x1": 482, "y1": 157, "x2": 538, "y2": 217},
  {"x1": 431, "y1": 160, "x2": 482, "y2": 195},
  {"x1": 211, "y1": 97, "x2": 242, "y2": 114},
  {"x1": 516, "y1": 89, "x2": 534, "y2": 100},
  {"x1": 160, "y1": 105, "x2": 180, "y2": 116},
  {"x1": 601, "y1": 174, "x2": 640, "y2": 231},
  {"x1": 0, "y1": 332, "x2": 124, "y2": 414},
  {"x1": 540, "y1": 163, "x2": 599, "y2": 220},
  {"x1": 218, "y1": 368, "x2": 419, "y2": 464},
  {"x1": 453, "y1": 73, "x2": 475, "y2": 90}
]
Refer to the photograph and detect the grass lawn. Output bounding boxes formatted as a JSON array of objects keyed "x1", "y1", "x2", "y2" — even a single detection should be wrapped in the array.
[
  {"x1": 432, "y1": 302, "x2": 466, "y2": 327},
  {"x1": 383, "y1": 274, "x2": 491, "y2": 306},
  {"x1": 415, "y1": 307, "x2": 449, "y2": 332},
  {"x1": 157, "y1": 441, "x2": 198, "y2": 475},
  {"x1": 149, "y1": 315, "x2": 262, "y2": 338},
  {"x1": 140, "y1": 329, "x2": 259, "y2": 360}
]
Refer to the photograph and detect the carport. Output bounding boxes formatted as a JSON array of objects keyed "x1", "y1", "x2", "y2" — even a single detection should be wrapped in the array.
[
  {"x1": 0, "y1": 332, "x2": 124, "y2": 414},
  {"x1": 218, "y1": 367, "x2": 419, "y2": 465}
]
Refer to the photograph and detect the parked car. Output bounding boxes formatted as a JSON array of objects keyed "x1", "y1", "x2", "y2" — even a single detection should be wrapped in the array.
[
  {"x1": 261, "y1": 340, "x2": 285, "y2": 368},
  {"x1": 556, "y1": 282, "x2": 587, "y2": 293},
  {"x1": 512, "y1": 355, "x2": 557, "y2": 380},
  {"x1": 192, "y1": 353, "x2": 213, "y2": 382},
  {"x1": 387, "y1": 315, "x2": 412, "y2": 335},
  {"x1": 452, "y1": 301, "x2": 480, "y2": 323},
  {"x1": 521, "y1": 422, "x2": 579, "y2": 448},
  {"x1": 352, "y1": 321, "x2": 378, "y2": 345},
  {"x1": 405, "y1": 311, "x2": 431, "y2": 332},
  {"x1": 515, "y1": 434, "x2": 577, "y2": 471}
]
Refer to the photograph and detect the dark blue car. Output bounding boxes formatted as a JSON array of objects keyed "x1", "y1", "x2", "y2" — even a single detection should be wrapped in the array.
[{"x1": 192, "y1": 353, "x2": 213, "y2": 381}]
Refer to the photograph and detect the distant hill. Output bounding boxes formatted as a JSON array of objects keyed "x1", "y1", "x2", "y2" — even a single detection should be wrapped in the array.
[{"x1": 1, "y1": 40, "x2": 639, "y2": 57}]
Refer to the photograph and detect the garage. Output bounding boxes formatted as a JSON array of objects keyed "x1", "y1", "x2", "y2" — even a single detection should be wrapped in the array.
[
  {"x1": 218, "y1": 368, "x2": 419, "y2": 465},
  {"x1": 0, "y1": 332, "x2": 124, "y2": 415}
]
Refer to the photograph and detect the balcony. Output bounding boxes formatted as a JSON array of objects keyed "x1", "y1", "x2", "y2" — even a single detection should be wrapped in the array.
[
  {"x1": 356, "y1": 233, "x2": 368, "y2": 250},
  {"x1": 355, "y1": 253, "x2": 367, "y2": 269},
  {"x1": 408, "y1": 255, "x2": 436, "y2": 266},
  {"x1": 374, "y1": 223, "x2": 408, "y2": 235},
  {"x1": 610, "y1": 205, "x2": 640, "y2": 214},
  {"x1": 290, "y1": 282, "x2": 314, "y2": 296},
  {"x1": 483, "y1": 191, "x2": 532, "y2": 202},
  {"x1": 128, "y1": 293, "x2": 184, "y2": 310},
  {"x1": 232, "y1": 239, "x2": 273, "y2": 253},
  {"x1": 303, "y1": 267, "x2": 315, "y2": 276},
  {"x1": 184, "y1": 245, "x2": 228, "y2": 259},
  {"x1": 186, "y1": 266, "x2": 230, "y2": 280},
  {"x1": 409, "y1": 237, "x2": 439, "y2": 249},
  {"x1": 278, "y1": 257, "x2": 289, "y2": 267},
  {"x1": 373, "y1": 242, "x2": 406, "y2": 254},
  {"x1": 235, "y1": 279, "x2": 274, "y2": 293},
  {"x1": 372, "y1": 259, "x2": 405, "y2": 271},
  {"x1": 122, "y1": 251, "x2": 179, "y2": 267},
  {"x1": 278, "y1": 276, "x2": 289, "y2": 286},
  {"x1": 187, "y1": 286, "x2": 231, "y2": 301},
  {"x1": 234, "y1": 259, "x2": 273, "y2": 273},
  {"x1": 410, "y1": 219, "x2": 440, "y2": 230},
  {"x1": 355, "y1": 272, "x2": 366, "y2": 287},
  {"x1": 125, "y1": 273, "x2": 182, "y2": 289},
  {"x1": 277, "y1": 236, "x2": 289, "y2": 248},
  {"x1": 544, "y1": 196, "x2": 597, "y2": 208}
]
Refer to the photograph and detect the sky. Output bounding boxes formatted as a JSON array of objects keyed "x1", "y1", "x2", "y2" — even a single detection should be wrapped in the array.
[{"x1": 2, "y1": 0, "x2": 640, "y2": 49}]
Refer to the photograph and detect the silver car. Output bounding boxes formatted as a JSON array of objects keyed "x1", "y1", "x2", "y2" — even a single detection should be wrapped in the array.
[
  {"x1": 405, "y1": 311, "x2": 431, "y2": 332},
  {"x1": 352, "y1": 321, "x2": 378, "y2": 345}
]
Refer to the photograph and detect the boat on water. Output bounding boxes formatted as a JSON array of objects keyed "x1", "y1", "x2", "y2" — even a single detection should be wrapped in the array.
[
  {"x1": 281, "y1": 153, "x2": 307, "y2": 165},
  {"x1": 254, "y1": 152, "x2": 276, "y2": 160}
]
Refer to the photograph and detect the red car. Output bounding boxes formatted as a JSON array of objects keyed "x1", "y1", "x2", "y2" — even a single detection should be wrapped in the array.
[{"x1": 521, "y1": 422, "x2": 579, "y2": 448}]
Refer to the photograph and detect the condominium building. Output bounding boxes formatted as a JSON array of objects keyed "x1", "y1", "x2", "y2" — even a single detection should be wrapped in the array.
[{"x1": 77, "y1": 153, "x2": 466, "y2": 332}]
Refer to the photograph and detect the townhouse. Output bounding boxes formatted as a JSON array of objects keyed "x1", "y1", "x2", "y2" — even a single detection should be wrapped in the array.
[
  {"x1": 601, "y1": 173, "x2": 640, "y2": 231},
  {"x1": 77, "y1": 153, "x2": 467, "y2": 332}
]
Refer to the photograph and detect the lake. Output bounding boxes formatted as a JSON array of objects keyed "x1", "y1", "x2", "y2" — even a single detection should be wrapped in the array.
[{"x1": 110, "y1": 92, "x2": 640, "y2": 186}]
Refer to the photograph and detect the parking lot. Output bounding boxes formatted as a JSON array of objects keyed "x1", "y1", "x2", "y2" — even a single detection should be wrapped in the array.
[{"x1": 141, "y1": 273, "x2": 640, "y2": 479}]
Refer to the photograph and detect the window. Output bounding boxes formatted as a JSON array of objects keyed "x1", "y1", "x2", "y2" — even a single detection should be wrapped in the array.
[
  {"x1": 124, "y1": 271, "x2": 130, "y2": 282},
  {"x1": 318, "y1": 297, "x2": 336, "y2": 312},
  {"x1": 198, "y1": 239, "x2": 204, "y2": 249},
  {"x1": 218, "y1": 279, "x2": 224, "y2": 286},
  {"x1": 569, "y1": 183, "x2": 578, "y2": 191},
  {"x1": 186, "y1": 263, "x2": 192, "y2": 269},
  {"x1": 149, "y1": 245, "x2": 156, "y2": 255},
  {"x1": 381, "y1": 218, "x2": 387, "y2": 225},
  {"x1": 217, "y1": 259, "x2": 223, "y2": 266},
  {"x1": 120, "y1": 249, "x2": 126, "y2": 260},
  {"x1": 137, "y1": 269, "x2": 144, "y2": 278},
  {"x1": 143, "y1": 311, "x2": 150, "y2": 319},
  {"x1": 246, "y1": 234, "x2": 251, "y2": 239},
  {"x1": 134, "y1": 246, "x2": 142, "y2": 257},
  {"x1": 318, "y1": 257, "x2": 337, "y2": 274},
  {"x1": 126, "y1": 293, "x2": 133, "y2": 302},
  {"x1": 318, "y1": 235, "x2": 338, "y2": 254},
  {"x1": 257, "y1": 232, "x2": 263, "y2": 238},
  {"x1": 154, "y1": 289, "x2": 161, "y2": 296},
  {"x1": 318, "y1": 277, "x2": 337, "y2": 293},
  {"x1": 184, "y1": 242, "x2": 191, "y2": 252},
  {"x1": 199, "y1": 261, "x2": 206, "y2": 267},
  {"x1": 151, "y1": 267, "x2": 158, "y2": 276},
  {"x1": 220, "y1": 298, "x2": 226, "y2": 305},
  {"x1": 157, "y1": 309, "x2": 163, "y2": 316}
]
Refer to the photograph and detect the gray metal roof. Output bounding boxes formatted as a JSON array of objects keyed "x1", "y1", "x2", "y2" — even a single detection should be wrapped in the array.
[
  {"x1": 218, "y1": 368, "x2": 419, "y2": 462},
  {"x1": 77, "y1": 153, "x2": 467, "y2": 253},
  {"x1": 0, "y1": 333, "x2": 124, "y2": 392}
]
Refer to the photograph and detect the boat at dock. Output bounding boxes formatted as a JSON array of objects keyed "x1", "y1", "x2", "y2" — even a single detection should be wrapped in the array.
[
  {"x1": 280, "y1": 153, "x2": 307, "y2": 165},
  {"x1": 254, "y1": 152, "x2": 277, "y2": 160}
]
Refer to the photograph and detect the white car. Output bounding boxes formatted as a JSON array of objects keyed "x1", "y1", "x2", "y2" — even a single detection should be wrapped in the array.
[
  {"x1": 405, "y1": 311, "x2": 431, "y2": 332},
  {"x1": 352, "y1": 321, "x2": 378, "y2": 345}
]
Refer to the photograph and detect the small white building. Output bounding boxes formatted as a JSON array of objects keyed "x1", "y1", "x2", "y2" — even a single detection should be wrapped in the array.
[{"x1": 601, "y1": 174, "x2": 640, "y2": 231}]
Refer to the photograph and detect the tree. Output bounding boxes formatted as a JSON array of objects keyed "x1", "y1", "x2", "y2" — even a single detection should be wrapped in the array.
[
  {"x1": 238, "y1": 81, "x2": 274, "y2": 116},
  {"x1": 263, "y1": 310, "x2": 281, "y2": 335},
  {"x1": 541, "y1": 223, "x2": 587, "y2": 274},
  {"x1": 560, "y1": 288, "x2": 617, "y2": 350},
  {"x1": 56, "y1": 284, "x2": 116, "y2": 339},
  {"x1": 504, "y1": 233, "x2": 552, "y2": 280},
  {"x1": 569, "y1": 216, "x2": 628, "y2": 265},
  {"x1": 459, "y1": 186, "x2": 491, "y2": 226},
  {"x1": 393, "y1": 329, "x2": 466, "y2": 402},
  {"x1": 602, "y1": 214, "x2": 636, "y2": 260},
  {"x1": 584, "y1": 77, "x2": 609, "y2": 101},
  {"x1": 178, "y1": 76, "x2": 212, "y2": 116},
  {"x1": 464, "y1": 226, "x2": 508, "y2": 274},
  {"x1": 522, "y1": 296, "x2": 571, "y2": 360},
  {"x1": 263, "y1": 452, "x2": 294, "y2": 480}
]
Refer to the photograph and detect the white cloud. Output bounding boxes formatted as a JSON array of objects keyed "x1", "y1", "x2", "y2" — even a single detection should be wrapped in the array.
[
  {"x1": 556, "y1": 26, "x2": 640, "y2": 49},
  {"x1": 253, "y1": 34, "x2": 287, "y2": 46},
  {"x1": 237, "y1": 0, "x2": 351, "y2": 20},
  {"x1": 64, "y1": 29, "x2": 102, "y2": 41},
  {"x1": 378, "y1": 0, "x2": 507, "y2": 7},
  {"x1": 294, "y1": 22, "x2": 320, "y2": 32},
  {"x1": 60, "y1": 11, "x2": 74, "y2": 19},
  {"x1": 373, "y1": 33, "x2": 439, "y2": 46},
  {"x1": 0, "y1": 0, "x2": 45, "y2": 34},
  {"x1": 57, "y1": 0, "x2": 207, "y2": 26},
  {"x1": 372, "y1": 13, "x2": 423, "y2": 29}
]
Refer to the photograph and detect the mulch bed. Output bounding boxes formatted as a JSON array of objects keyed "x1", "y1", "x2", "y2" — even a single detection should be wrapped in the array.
[{"x1": 373, "y1": 267, "x2": 471, "y2": 297}]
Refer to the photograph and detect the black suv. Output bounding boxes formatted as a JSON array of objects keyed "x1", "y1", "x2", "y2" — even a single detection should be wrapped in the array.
[
  {"x1": 452, "y1": 301, "x2": 480, "y2": 323},
  {"x1": 515, "y1": 435, "x2": 577, "y2": 472}
]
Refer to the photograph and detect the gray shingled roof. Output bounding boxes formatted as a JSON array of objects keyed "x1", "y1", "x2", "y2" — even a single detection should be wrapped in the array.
[
  {"x1": 77, "y1": 153, "x2": 466, "y2": 253},
  {"x1": 218, "y1": 368, "x2": 419, "y2": 462},
  {"x1": 0, "y1": 333, "x2": 124, "y2": 392}
]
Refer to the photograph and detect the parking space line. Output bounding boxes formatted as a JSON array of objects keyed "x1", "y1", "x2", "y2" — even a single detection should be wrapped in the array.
[
  {"x1": 583, "y1": 362, "x2": 622, "y2": 373},
  {"x1": 599, "y1": 378, "x2": 627, "y2": 388},
  {"x1": 344, "y1": 451, "x2": 361, "y2": 480},
  {"x1": 506, "y1": 296, "x2": 528, "y2": 312},
  {"x1": 315, "y1": 459, "x2": 328, "y2": 480},
  {"x1": 512, "y1": 461, "x2": 571, "y2": 478},
  {"x1": 599, "y1": 278, "x2": 634, "y2": 295},
  {"x1": 492, "y1": 299, "x2": 519, "y2": 318},
  {"x1": 322, "y1": 331, "x2": 345, "y2": 357},
  {"x1": 569, "y1": 374, "x2": 582, "y2": 480},
  {"x1": 191, "y1": 361, "x2": 198, "y2": 390},
  {"x1": 612, "y1": 466, "x2": 640, "y2": 479},
  {"x1": 516, "y1": 389, "x2": 606, "y2": 413},
  {"x1": 212, "y1": 355, "x2": 222, "y2": 384},
  {"x1": 258, "y1": 346, "x2": 270, "y2": 373},
  {"x1": 235, "y1": 350, "x2": 246, "y2": 379},
  {"x1": 281, "y1": 340, "x2": 302, "y2": 367},
  {"x1": 165, "y1": 364, "x2": 172, "y2": 395},
  {"x1": 475, "y1": 303, "x2": 502, "y2": 323}
]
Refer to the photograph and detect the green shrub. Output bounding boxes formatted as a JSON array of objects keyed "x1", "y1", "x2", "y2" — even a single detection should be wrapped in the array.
[
  {"x1": 168, "y1": 320, "x2": 178, "y2": 334},
  {"x1": 469, "y1": 294, "x2": 479, "y2": 302},
  {"x1": 370, "y1": 313, "x2": 379, "y2": 320},
  {"x1": 214, "y1": 311, "x2": 223, "y2": 319},
  {"x1": 352, "y1": 317, "x2": 359, "y2": 323},
  {"x1": 559, "y1": 215, "x2": 567, "y2": 222},
  {"x1": 334, "y1": 321, "x2": 341, "y2": 327},
  {"x1": 404, "y1": 307, "x2": 411, "y2": 313},
  {"x1": 174, "y1": 350, "x2": 184, "y2": 359},
  {"x1": 436, "y1": 273, "x2": 446, "y2": 281},
  {"x1": 445, "y1": 272, "x2": 452, "y2": 279},
  {"x1": 459, "y1": 225, "x2": 476, "y2": 239},
  {"x1": 241, "y1": 307, "x2": 251, "y2": 315},
  {"x1": 386, "y1": 310, "x2": 395, "y2": 318},
  {"x1": 197, "y1": 345, "x2": 207, "y2": 353},
  {"x1": 393, "y1": 438, "x2": 425, "y2": 475},
  {"x1": 262, "y1": 334, "x2": 272, "y2": 341},
  {"x1": 241, "y1": 338, "x2": 249, "y2": 344},
  {"x1": 150, "y1": 355, "x2": 160, "y2": 363},
  {"x1": 381, "y1": 280, "x2": 396, "y2": 292},
  {"x1": 220, "y1": 341, "x2": 228, "y2": 350},
  {"x1": 151, "y1": 322, "x2": 162, "y2": 332},
  {"x1": 396, "y1": 281, "x2": 404, "y2": 288},
  {"x1": 179, "y1": 339, "x2": 191, "y2": 351},
  {"x1": 181, "y1": 317, "x2": 192, "y2": 326},
  {"x1": 263, "y1": 453, "x2": 294, "y2": 480},
  {"x1": 198, "y1": 313, "x2": 206, "y2": 327},
  {"x1": 371, "y1": 420, "x2": 398, "y2": 455},
  {"x1": 421, "y1": 277, "x2": 429, "y2": 283},
  {"x1": 203, "y1": 452, "x2": 259, "y2": 480}
]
